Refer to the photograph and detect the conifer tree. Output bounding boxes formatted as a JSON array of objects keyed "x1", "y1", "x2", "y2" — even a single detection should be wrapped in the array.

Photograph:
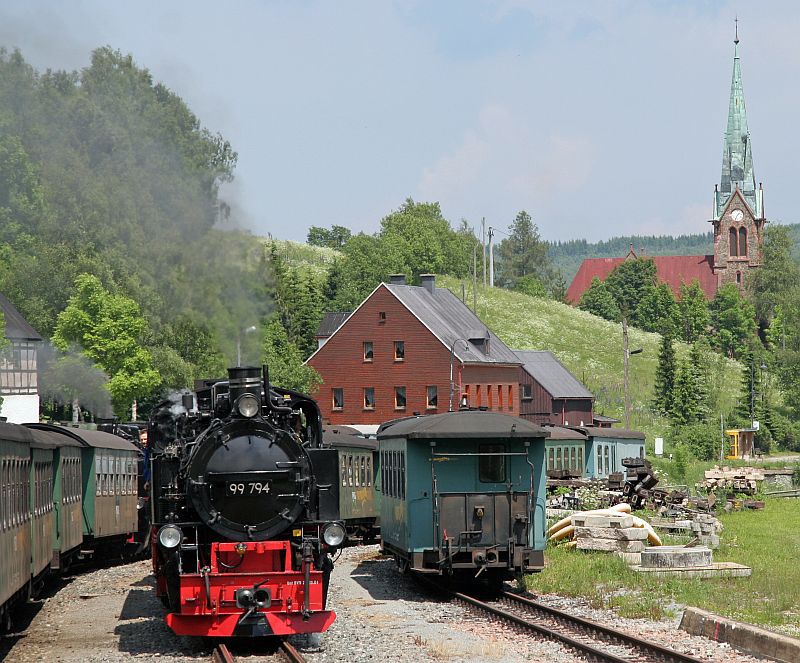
[{"x1": 652, "y1": 329, "x2": 677, "y2": 416}]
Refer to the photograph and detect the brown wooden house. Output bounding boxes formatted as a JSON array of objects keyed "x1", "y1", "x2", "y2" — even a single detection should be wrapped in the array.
[
  {"x1": 514, "y1": 350, "x2": 594, "y2": 426},
  {"x1": 306, "y1": 274, "x2": 522, "y2": 428}
]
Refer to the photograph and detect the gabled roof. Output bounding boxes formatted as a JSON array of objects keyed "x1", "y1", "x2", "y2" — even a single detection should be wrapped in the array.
[
  {"x1": 315, "y1": 312, "x2": 351, "y2": 338},
  {"x1": 385, "y1": 282, "x2": 520, "y2": 365},
  {"x1": 565, "y1": 254, "x2": 716, "y2": 304},
  {"x1": 0, "y1": 293, "x2": 42, "y2": 341},
  {"x1": 307, "y1": 279, "x2": 520, "y2": 366},
  {"x1": 513, "y1": 350, "x2": 593, "y2": 399}
]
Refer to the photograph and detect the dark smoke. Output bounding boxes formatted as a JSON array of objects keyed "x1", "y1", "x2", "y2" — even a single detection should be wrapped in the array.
[{"x1": 39, "y1": 343, "x2": 114, "y2": 419}]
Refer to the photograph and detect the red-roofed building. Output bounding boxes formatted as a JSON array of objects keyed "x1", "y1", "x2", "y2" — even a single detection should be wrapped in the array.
[
  {"x1": 567, "y1": 35, "x2": 766, "y2": 305},
  {"x1": 566, "y1": 253, "x2": 718, "y2": 304}
]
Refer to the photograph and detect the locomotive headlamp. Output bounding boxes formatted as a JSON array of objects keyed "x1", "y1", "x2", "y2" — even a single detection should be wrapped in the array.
[
  {"x1": 236, "y1": 394, "x2": 260, "y2": 418},
  {"x1": 322, "y1": 522, "x2": 346, "y2": 547},
  {"x1": 157, "y1": 524, "x2": 183, "y2": 550}
]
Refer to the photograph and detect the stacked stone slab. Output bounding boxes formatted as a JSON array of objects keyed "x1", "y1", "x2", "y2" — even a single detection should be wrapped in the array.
[
  {"x1": 697, "y1": 466, "x2": 764, "y2": 493},
  {"x1": 572, "y1": 513, "x2": 649, "y2": 552},
  {"x1": 691, "y1": 513, "x2": 722, "y2": 548}
]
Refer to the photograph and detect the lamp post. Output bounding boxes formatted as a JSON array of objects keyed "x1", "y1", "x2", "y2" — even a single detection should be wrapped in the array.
[
  {"x1": 449, "y1": 338, "x2": 470, "y2": 412},
  {"x1": 237, "y1": 325, "x2": 257, "y2": 367}
]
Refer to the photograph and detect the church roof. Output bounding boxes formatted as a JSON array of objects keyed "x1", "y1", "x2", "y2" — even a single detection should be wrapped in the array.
[
  {"x1": 716, "y1": 24, "x2": 761, "y2": 218},
  {"x1": 566, "y1": 255, "x2": 717, "y2": 304}
]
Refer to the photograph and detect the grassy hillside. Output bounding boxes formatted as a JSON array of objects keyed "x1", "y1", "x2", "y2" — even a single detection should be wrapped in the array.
[
  {"x1": 438, "y1": 275, "x2": 743, "y2": 444},
  {"x1": 269, "y1": 239, "x2": 744, "y2": 447}
]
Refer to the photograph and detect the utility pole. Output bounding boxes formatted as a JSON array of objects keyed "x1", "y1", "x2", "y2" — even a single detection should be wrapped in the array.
[
  {"x1": 488, "y1": 226, "x2": 494, "y2": 288},
  {"x1": 622, "y1": 317, "x2": 643, "y2": 430},
  {"x1": 481, "y1": 217, "x2": 487, "y2": 287},
  {"x1": 623, "y1": 317, "x2": 630, "y2": 429},
  {"x1": 472, "y1": 242, "x2": 477, "y2": 312}
]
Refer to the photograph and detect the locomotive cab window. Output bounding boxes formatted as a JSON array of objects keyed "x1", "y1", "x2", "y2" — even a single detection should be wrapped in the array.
[{"x1": 479, "y1": 444, "x2": 505, "y2": 483}]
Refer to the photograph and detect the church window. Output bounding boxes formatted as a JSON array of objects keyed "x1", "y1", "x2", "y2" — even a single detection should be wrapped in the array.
[
  {"x1": 729, "y1": 227, "x2": 738, "y2": 257},
  {"x1": 736, "y1": 271, "x2": 742, "y2": 285},
  {"x1": 739, "y1": 227, "x2": 747, "y2": 257}
]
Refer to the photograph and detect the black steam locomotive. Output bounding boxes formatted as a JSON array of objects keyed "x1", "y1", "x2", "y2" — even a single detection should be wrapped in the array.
[{"x1": 147, "y1": 366, "x2": 343, "y2": 638}]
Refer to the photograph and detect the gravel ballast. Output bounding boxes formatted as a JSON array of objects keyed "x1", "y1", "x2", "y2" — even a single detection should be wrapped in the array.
[{"x1": 1, "y1": 545, "x2": 767, "y2": 662}]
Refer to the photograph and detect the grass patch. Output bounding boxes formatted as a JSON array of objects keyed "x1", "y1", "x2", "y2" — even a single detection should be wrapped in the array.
[{"x1": 528, "y1": 499, "x2": 800, "y2": 629}]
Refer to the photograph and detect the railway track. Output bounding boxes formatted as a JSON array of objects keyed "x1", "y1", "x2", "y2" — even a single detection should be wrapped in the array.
[
  {"x1": 211, "y1": 640, "x2": 307, "y2": 663},
  {"x1": 443, "y1": 583, "x2": 708, "y2": 663}
]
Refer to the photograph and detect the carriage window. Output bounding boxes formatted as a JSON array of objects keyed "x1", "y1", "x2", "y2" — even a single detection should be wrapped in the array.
[
  {"x1": 366, "y1": 456, "x2": 372, "y2": 486},
  {"x1": 570, "y1": 447, "x2": 577, "y2": 472},
  {"x1": 347, "y1": 456, "x2": 353, "y2": 486},
  {"x1": 548, "y1": 448, "x2": 554, "y2": 471},
  {"x1": 479, "y1": 444, "x2": 505, "y2": 483},
  {"x1": 556, "y1": 447, "x2": 562, "y2": 470},
  {"x1": 400, "y1": 451, "x2": 405, "y2": 499},
  {"x1": 604, "y1": 445, "x2": 610, "y2": 476},
  {"x1": 597, "y1": 446, "x2": 603, "y2": 476},
  {"x1": 578, "y1": 448, "x2": 584, "y2": 474},
  {"x1": 341, "y1": 456, "x2": 347, "y2": 487},
  {"x1": 360, "y1": 457, "x2": 366, "y2": 486}
]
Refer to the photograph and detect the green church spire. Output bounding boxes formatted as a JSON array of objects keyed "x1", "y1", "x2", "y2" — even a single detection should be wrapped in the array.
[{"x1": 716, "y1": 19, "x2": 762, "y2": 218}]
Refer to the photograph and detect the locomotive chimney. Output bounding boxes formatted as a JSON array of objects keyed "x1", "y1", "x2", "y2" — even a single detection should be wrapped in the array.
[{"x1": 228, "y1": 366, "x2": 262, "y2": 411}]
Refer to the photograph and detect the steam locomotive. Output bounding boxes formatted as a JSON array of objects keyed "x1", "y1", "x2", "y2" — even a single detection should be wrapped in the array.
[{"x1": 147, "y1": 366, "x2": 343, "y2": 638}]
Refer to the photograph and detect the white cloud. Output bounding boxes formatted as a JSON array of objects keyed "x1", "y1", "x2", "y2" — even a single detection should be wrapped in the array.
[{"x1": 418, "y1": 105, "x2": 594, "y2": 229}]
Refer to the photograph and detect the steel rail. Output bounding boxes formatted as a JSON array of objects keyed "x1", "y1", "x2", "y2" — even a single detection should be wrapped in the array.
[
  {"x1": 210, "y1": 640, "x2": 307, "y2": 663},
  {"x1": 279, "y1": 640, "x2": 307, "y2": 663},
  {"x1": 499, "y1": 590, "x2": 706, "y2": 663},
  {"x1": 452, "y1": 589, "x2": 632, "y2": 663},
  {"x1": 211, "y1": 643, "x2": 236, "y2": 663}
]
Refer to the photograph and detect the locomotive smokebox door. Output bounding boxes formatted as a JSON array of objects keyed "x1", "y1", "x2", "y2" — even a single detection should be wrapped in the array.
[{"x1": 308, "y1": 448, "x2": 340, "y2": 521}]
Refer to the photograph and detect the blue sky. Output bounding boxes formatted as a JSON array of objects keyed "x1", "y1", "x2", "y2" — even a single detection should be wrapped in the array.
[{"x1": 1, "y1": 1, "x2": 797, "y2": 243}]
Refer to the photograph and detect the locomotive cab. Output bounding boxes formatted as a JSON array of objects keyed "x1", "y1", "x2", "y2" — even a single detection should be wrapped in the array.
[{"x1": 148, "y1": 365, "x2": 342, "y2": 638}]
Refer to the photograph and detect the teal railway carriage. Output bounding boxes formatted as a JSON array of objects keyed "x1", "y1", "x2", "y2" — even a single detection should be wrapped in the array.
[
  {"x1": 571, "y1": 426, "x2": 647, "y2": 479},
  {"x1": 377, "y1": 411, "x2": 549, "y2": 582},
  {"x1": 544, "y1": 426, "x2": 588, "y2": 478},
  {"x1": 26, "y1": 424, "x2": 140, "y2": 547}
]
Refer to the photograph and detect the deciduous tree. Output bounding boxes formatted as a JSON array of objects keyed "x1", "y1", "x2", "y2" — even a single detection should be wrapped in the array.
[{"x1": 52, "y1": 274, "x2": 160, "y2": 417}]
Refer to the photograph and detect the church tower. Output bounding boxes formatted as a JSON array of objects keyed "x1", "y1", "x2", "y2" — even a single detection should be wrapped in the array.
[{"x1": 710, "y1": 21, "x2": 766, "y2": 289}]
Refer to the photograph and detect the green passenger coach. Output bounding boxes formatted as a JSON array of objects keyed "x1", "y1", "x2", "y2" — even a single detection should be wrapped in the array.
[{"x1": 377, "y1": 410, "x2": 548, "y2": 582}]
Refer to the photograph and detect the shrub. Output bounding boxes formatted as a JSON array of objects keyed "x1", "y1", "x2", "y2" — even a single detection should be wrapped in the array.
[{"x1": 671, "y1": 422, "x2": 723, "y2": 461}]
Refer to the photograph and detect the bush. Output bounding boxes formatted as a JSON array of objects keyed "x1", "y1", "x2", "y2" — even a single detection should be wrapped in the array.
[
  {"x1": 767, "y1": 411, "x2": 800, "y2": 451},
  {"x1": 671, "y1": 422, "x2": 723, "y2": 461}
]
